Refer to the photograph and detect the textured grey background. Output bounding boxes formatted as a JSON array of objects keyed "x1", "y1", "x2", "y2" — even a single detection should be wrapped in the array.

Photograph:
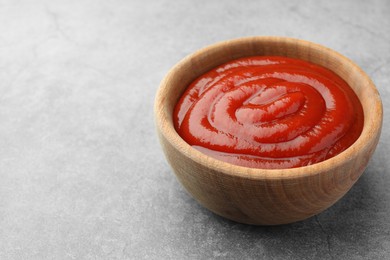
[{"x1": 0, "y1": 0, "x2": 389, "y2": 259}]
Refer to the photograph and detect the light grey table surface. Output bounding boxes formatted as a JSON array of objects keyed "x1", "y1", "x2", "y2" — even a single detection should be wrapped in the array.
[{"x1": 0, "y1": 0, "x2": 389, "y2": 259}]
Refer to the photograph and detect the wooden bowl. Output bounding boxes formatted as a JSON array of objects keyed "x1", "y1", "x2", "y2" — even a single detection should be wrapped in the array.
[{"x1": 154, "y1": 36, "x2": 383, "y2": 225}]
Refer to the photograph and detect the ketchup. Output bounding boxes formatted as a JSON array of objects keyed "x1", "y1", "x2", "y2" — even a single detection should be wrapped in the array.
[{"x1": 173, "y1": 56, "x2": 364, "y2": 169}]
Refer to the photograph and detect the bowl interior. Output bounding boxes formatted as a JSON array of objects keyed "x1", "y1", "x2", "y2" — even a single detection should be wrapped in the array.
[{"x1": 156, "y1": 36, "x2": 382, "y2": 179}]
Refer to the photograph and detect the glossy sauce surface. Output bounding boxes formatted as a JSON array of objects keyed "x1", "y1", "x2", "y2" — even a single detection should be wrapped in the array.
[{"x1": 173, "y1": 56, "x2": 364, "y2": 169}]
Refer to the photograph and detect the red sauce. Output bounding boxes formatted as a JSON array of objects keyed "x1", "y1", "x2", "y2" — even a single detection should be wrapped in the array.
[{"x1": 173, "y1": 56, "x2": 364, "y2": 169}]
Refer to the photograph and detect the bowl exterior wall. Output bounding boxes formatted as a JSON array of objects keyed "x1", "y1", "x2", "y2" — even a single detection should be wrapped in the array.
[{"x1": 157, "y1": 127, "x2": 380, "y2": 225}]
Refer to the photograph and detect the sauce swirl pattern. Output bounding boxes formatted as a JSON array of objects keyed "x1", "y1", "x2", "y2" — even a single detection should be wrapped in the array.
[{"x1": 173, "y1": 56, "x2": 364, "y2": 169}]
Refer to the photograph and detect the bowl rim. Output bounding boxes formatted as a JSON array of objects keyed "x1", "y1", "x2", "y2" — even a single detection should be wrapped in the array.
[{"x1": 155, "y1": 36, "x2": 383, "y2": 181}]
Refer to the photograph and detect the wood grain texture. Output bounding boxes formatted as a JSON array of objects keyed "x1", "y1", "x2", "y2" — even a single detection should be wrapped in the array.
[{"x1": 154, "y1": 36, "x2": 383, "y2": 225}]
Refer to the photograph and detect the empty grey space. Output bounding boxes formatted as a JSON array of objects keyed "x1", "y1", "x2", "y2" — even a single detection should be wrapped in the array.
[{"x1": 0, "y1": 0, "x2": 389, "y2": 259}]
